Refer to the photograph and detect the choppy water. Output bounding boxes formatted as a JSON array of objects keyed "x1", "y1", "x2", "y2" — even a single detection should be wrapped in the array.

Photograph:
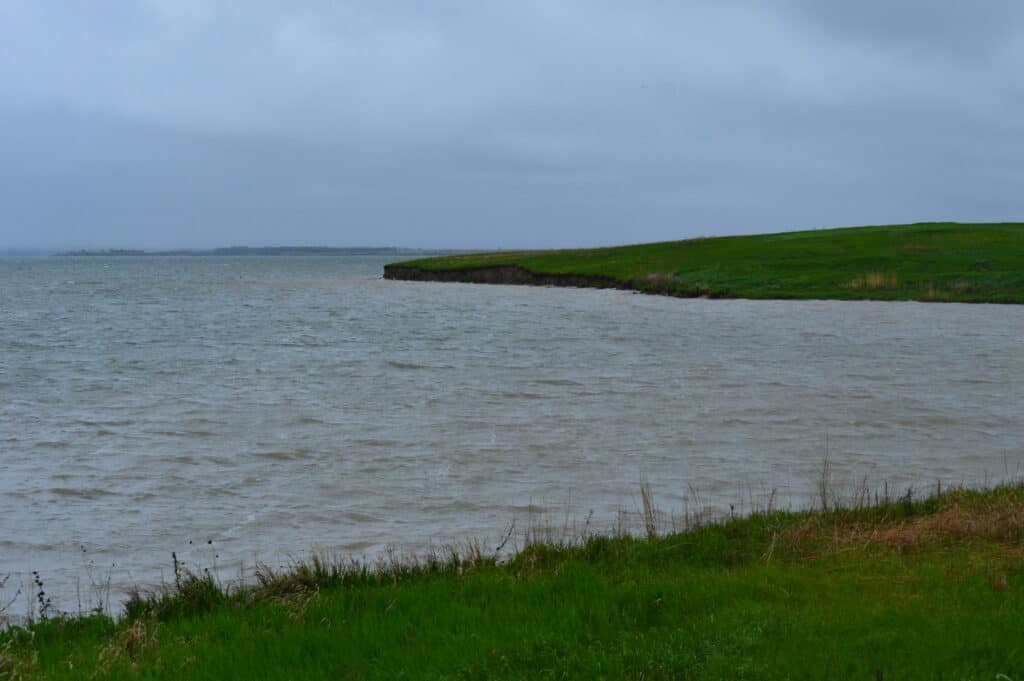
[{"x1": 1, "y1": 255, "x2": 1022, "y2": 615}]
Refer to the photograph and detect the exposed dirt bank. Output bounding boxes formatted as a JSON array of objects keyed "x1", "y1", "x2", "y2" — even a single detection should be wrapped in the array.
[{"x1": 383, "y1": 264, "x2": 633, "y2": 291}]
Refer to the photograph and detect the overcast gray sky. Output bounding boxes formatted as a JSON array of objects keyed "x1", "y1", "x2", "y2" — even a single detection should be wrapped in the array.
[{"x1": 2, "y1": 1, "x2": 1022, "y2": 250}]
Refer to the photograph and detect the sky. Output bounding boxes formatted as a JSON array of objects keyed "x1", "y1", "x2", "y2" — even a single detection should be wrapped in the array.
[{"x1": 1, "y1": 1, "x2": 1023, "y2": 250}]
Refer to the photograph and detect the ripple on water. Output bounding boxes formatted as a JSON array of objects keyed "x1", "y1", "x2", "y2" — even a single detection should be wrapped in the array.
[
  {"x1": 349, "y1": 438, "x2": 400, "y2": 448},
  {"x1": 3, "y1": 257, "x2": 1023, "y2": 612},
  {"x1": 252, "y1": 449, "x2": 314, "y2": 462},
  {"x1": 338, "y1": 541, "x2": 377, "y2": 553},
  {"x1": 33, "y1": 441, "x2": 71, "y2": 449},
  {"x1": 384, "y1": 360, "x2": 429, "y2": 370},
  {"x1": 151, "y1": 429, "x2": 217, "y2": 438},
  {"x1": 296, "y1": 416, "x2": 328, "y2": 425},
  {"x1": 48, "y1": 487, "x2": 117, "y2": 500},
  {"x1": 73, "y1": 419, "x2": 135, "y2": 427}
]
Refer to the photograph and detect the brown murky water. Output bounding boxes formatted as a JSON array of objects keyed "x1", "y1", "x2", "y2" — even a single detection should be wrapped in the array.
[{"x1": 1, "y1": 255, "x2": 1021, "y2": 614}]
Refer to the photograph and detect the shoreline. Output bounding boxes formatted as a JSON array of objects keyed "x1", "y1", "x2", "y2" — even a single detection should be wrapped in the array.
[
  {"x1": 382, "y1": 263, "x2": 1024, "y2": 304},
  {"x1": 4, "y1": 480, "x2": 1023, "y2": 678},
  {"x1": 383, "y1": 263, "x2": 634, "y2": 292},
  {"x1": 383, "y1": 222, "x2": 1024, "y2": 304}
]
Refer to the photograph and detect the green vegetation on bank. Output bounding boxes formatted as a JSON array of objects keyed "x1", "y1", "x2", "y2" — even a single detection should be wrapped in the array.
[
  {"x1": 3, "y1": 484, "x2": 1024, "y2": 680},
  {"x1": 387, "y1": 222, "x2": 1024, "y2": 303}
]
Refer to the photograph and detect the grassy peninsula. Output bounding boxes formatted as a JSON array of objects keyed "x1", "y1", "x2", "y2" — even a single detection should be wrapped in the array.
[
  {"x1": 384, "y1": 222, "x2": 1024, "y2": 303},
  {"x1": 3, "y1": 484, "x2": 1023, "y2": 679}
]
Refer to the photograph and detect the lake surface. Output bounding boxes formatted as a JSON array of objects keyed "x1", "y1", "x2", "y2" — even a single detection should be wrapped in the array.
[{"x1": 1, "y1": 256, "x2": 1022, "y2": 614}]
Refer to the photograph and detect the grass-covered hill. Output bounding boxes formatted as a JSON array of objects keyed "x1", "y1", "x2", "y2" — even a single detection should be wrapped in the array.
[{"x1": 384, "y1": 222, "x2": 1024, "y2": 303}]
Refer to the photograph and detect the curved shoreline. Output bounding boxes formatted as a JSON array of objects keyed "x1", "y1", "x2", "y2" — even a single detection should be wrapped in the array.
[
  {"x1": 382, "y1": 263, "x2": 718, "y2": 298},
  {"x1": 381, "y1": 262, "x2": 1023, "y2": 304},
  {"x1": 383, "y1": 264, "x2": 637, "y2": 292},
  {"x1": 382, "y1": 223, "x2": 1024, "y2": 303}
]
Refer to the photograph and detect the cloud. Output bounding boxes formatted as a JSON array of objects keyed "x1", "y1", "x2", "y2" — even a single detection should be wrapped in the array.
[{"x1": 1, "y1": 1, "x2": 1022, "y2": 248}]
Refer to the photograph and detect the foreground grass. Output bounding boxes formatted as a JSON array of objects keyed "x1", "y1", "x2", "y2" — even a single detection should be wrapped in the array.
[
  {"x1": 3, "y1": 485, "x2": 1024, "y2": 680},
  {"x1": 387, "y1": 222, "x2": 1024, "y2": 303}
]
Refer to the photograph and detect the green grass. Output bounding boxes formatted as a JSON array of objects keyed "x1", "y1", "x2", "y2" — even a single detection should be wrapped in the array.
[
  {"x1": 388, "y1": 222, "x2": 1024, "y2": 302},
  {"x1": 4, "y1": 484, "x2": 1024, "y2": 679}
]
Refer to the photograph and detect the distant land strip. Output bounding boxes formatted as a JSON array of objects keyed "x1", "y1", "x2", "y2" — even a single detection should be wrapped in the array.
[
  {"x1": 384, "y1": 222, "x2": 1024, "y2": 304},
  {"x1": 61, "y1": 246, "x2": 474, "y2": 257}
]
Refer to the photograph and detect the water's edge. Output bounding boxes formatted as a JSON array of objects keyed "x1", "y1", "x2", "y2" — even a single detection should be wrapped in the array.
[
  {"x1": 382, "y1": 263, "x2": 1022, "y2": 303},
  {"x1": 383, "y1": 264, "x2": 633, "y2": 292}
]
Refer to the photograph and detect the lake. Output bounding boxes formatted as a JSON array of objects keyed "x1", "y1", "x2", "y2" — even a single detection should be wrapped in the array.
[{"x1": 1, "y1": 255, "x2": 1021, "y2": 614}]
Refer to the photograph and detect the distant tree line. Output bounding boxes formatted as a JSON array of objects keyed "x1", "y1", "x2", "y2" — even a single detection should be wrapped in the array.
[{"x1": 60, "y1": 247, "x2": 474, "y2": 257}]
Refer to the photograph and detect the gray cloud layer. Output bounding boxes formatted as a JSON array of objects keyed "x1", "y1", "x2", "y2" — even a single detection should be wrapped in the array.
[{"x1": 2, "y1": 1, "x2": 1022, "y2": 249}]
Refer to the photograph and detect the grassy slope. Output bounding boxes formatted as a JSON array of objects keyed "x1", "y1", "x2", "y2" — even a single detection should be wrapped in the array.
[
  {"x1": 391, "y1": 222, "x2": 1024, "y2": 302},
  {"x1": 4, "y1": 485, "x2": 1024, "y2": 680}
]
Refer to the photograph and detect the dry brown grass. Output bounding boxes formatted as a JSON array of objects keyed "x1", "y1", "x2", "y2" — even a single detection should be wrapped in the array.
[
  {"x1": 922, "y1": 282, "x2": 941, "y2": 300},
  {"x1": 947, "y1": 280, "x2": 978, "y2": 294},
  {"x1": 642, "y1": 272, "x2": 711, "y2": 295},
  {"x1": 846, "y1": 271, "x2": 900, "y2": 290},
  {"x1": 644, "y1": 272, "x2": 681, "y2": 286},
  {"x1": 782, "y1": 500, "x2": 1024, "y2": 556},
  {"x1": 919, "y1": 280, "x2": 978, "y2": 301},
  {"x1": 847, "y1": 503, "x2": 1024, "y2": 550},
  {"x1": 640, "y1": 483, "x2": 658, "y2": 540},
  {"x1": 0, "y1": 635, "x2": 39, "y2": 681},
  {"x1": 96, "y1": 619, "x2": 158, "y2": 674}
]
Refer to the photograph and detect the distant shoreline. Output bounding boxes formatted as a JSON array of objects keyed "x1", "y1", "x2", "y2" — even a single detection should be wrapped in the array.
[{"x1": 59, "y1": 247, "x2": 477, "y2": 257}]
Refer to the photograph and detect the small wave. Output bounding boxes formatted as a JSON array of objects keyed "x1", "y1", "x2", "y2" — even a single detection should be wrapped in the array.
[
  {"x1": 74, "y1": 419, "x2": 134, "y2": 427},
  {"x1": 152, "y1": 429, "x2": 215, "y2": 438},
  {"x1": 919, "y1": 415, "x2": 960, "y2": 426},
  {"x1": 385, "y1": 360, "x2": 428, "y2": 370},
  {"x1": 253, "y1": 449, "x2": 311, "y2": 461},
  {"x1": 205, "y1": 485, "x2": 240, "y2": 498},
  {"x1": 487, "y1": 391, "x2": 546, "y2": 400},
  {"x1": 508, "y1": 504, "x2": 548, "y2": 514},
  {"x1": 422, "y1": 500, "x2": 485, "y2": 513},
  {"x1": 350, "y1": 438, "x2": 399, "y2": 447},
  {"x1": 279, "y1": 336, "x2": 325, "y2": 347},
  {"x1": 531, "y1": 378, "x2": 584, "y2": 387},
  {"x1": 339, "y1": 540, "x2": 377, "y2": 552},
  {"x1": 719, "y1": 417, "x2": 757, "y2": 426},
  {"x1": 341, "y1": 511, "x2": 383, "y2": 523},
  {"x1": 1, "y1": 340, "x2": 46, "y2": 351},
  {"x1": 34, "y1": 440, "x2": 70, "y2": 449},
  {"x1": 49, "y1": 487, "x2": 116, "y2": 500}
]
